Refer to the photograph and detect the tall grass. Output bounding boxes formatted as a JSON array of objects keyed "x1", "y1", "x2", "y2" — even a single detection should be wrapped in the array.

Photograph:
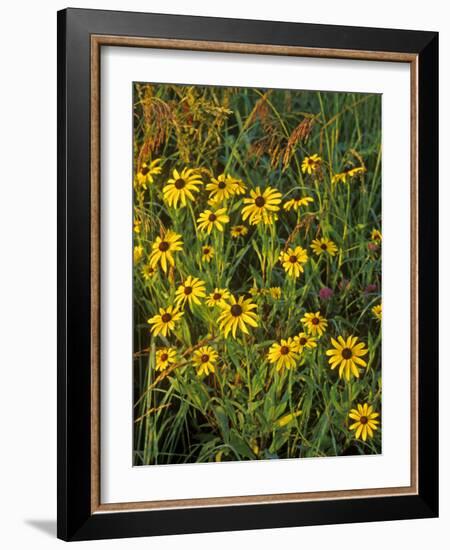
[{"x1": 133, "y1": 84, "x2": 381, "y2": 465}]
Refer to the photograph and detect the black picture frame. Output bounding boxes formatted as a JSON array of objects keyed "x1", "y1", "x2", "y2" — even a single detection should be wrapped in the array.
[{"x1": 57, "y1": 7, "x2": 438, "y2": 541}]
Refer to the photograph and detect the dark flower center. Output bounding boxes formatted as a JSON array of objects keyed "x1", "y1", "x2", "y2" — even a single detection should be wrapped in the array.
[
  {"x1": 203, "y1": 248, "x2": 210, "y2": 254},
  {"x1": 289, "y1": 255, "x2": 298, "y2": 263},
  {"x1": 161, "y1": 313, "x2": 172, "y2": 323},
  {"x1": 342, "y1": 348, "x2": 353, "y2": 359},
  {"x1": 184, "y1": 286, "x2": 193, "y2": 295},
  {"x1": 255, "y1": 196, "x2": 266, "y2": 208},
  {"x1": 218, "y1": 181, "x2": 226, "y2": 189},
  {"x1": 213, "y1": 293, "x2": 222, "y2": 300},
  {"x1": 359, "y1": 416, "x2": 368, "y2": 425},
  {"x1": 208, "y1": 213, "x2": 217, "y2": 222},
  {"x1": 158, "y1": 241, "x2": 170, "y2": 252},
  {"x1": 311, "y1": 317, "x2": 320, "y2": 325},
  {"x1": 174, "y1": 178, "x2": 186, "y2": 189},
  {"x1": 201, "y1": 354, "x2": 210, "y2": 363},
  {"x1": 299, "y1": 337, "x2": 307, "y2": 346},
  {"x1": 321, "y1": 243, "x2": 328, "y2": 250},
  {"x1": 140, "y1": 165, "x2": 150, "y2": 175},
  {"x1": 230, "y1": 304, "x2": 243, "y2": 317},
  {"x1": 280, "y1": 346, "x2": 290, "y2": 355},
  {"x1": 160, "y1": 353, "x2": 168, "y2": 362}
]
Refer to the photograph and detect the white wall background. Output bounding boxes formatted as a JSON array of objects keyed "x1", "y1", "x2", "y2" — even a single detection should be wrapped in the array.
[{"x1": 0, "y1": 1, "x2": 446, "y2": 548}]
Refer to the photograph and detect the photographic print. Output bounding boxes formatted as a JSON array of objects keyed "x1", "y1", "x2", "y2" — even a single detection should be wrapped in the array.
[{"x1": 132, "y1": 83, "x2": 382, "y2": 466}]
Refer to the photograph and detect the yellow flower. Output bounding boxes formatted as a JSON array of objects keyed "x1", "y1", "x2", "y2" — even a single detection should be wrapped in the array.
[
  {"x1": 294, "y1": 332, "x2": 317, "y2": 352},
  {"x1": 135, "y1": 158, "x2": 162, "y2": 189},
  {"x1": 242, "y1": 186, "x2": 282, "y2": 226},
  {"x1": 332, "y1": 166, "x2": 366, "y2": 184},
  {"x1": 301, "y1": 311, "x2": 328, "y2": 337},
  {"x1": 310, "y1": 237, "x2": 338, "y2": 257},
  {"x1": 201, "y1": 245, "x2": 214, "y2": 263},
  {"x1": 197, "y1": 207, "x2": 230, "y2": 234},
  {"x1": 301, "y1": 153, "x2": 322, "y2": 175},
  {"x1": 283, "y1": 196, "x2": 314, "y2": 211},
  {"x1": 134, "y1": 217, "x2": 142, "y2": 233},
  {"x1": 174, "y1": 276, "x2": 206, "y2": 307},
  {"x1": 141, "y1": 263, "x2": 157, "y2": 280},
  {"x1": 268, "y1": 287, "x2": 282, "y2": 299},
  {"x1": 326, "y1": 335, "x2": 369, "y2": 381},
  {"x1": 267, "y1": 337, "x2": 300, "y2": 371},
  {"x1": 155, "y1": 347, "x2": 177, "y2": 372},
  {"x1": 279, "y1": 246, "x2": 308, "y2": 278},
  {"x1": 149, "y1": 230, "x2": 183, "y2": 273},
  {"x1": 193, "y1": 345, "x2": 218, "y2": 376},
  {"x1": 372, "y1": 304, "x2": 382, "y2": 321},
  {"x1": 134, "y1": 245, "x2": 144, "y2": 264},
  {"x1": 348, "y1": 166, "x2": 366, "y2": 178},
  {"x1": 371, "y1": 229, "x2": 382, "y2": 242},
  {"x1": 277, "y1": 411, "x2": 302, "y2": 427},
  {"x1": 332, "y1": 172, "x2": 348, "y2": 184},
  {"x1": 206, "y1": 288, "x2": 231, "y2": 308},
  {"x1": 218, "y1": 296, "x2": 258, "y2": 338},
  {"x1": 228, "y1": 175, "x2": 247, "y2": 195},
  {"x1": 349, "y1": 403, "x2": 380, "y2": 441},
  {"x1": 163, "y1": 168, "x2": 202, "y2": 208},
  {"x1": 249, "y1": 285, "x2": 261, "y2": 297},
  {"x1": 206, "y1": 174, "x2": 236, "y2": 202},
  {"x1": 147, "y1": 305, "x2": 184, "y2": 337},
  {"x1": 230, "y1": 225, "x2": 248, "y2": 238}
]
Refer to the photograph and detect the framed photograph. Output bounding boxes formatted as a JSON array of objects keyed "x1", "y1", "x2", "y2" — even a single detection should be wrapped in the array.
[{"x1": 57, "y1": 8, "x2": 439, "y2": 541}]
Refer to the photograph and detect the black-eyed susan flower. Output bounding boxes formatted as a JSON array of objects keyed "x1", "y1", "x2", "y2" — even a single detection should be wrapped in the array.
[
  {"x1": 372, "y1": 304, "x2": 382, "y2": 321},
  {"x1": 201, "y1": 245, "x2": 214, "y2": 263},
  {"x1": 134, "y1": 245, "x2": 144, "y2": 264},
  {"x1": 348, "y1": 166, "x2": 366, "y2": 178},
  {"x1": 229, "y1": 175, "x2": 247, "y2": 195},
  {"x1": 301, "y1": 153, "x2": 322, "y2": 175},
  {"x1": 301, "y1": 311, "x2": 328, "y2": 337},
  {"x1": 371, "y1": 229, "x2": 382, "y2": 242},
  {"x1": 135, "y1": 158, "x2": 162, "y2": 189},
  {"x1": 155, "y1": 347, "x2": 177, "y2": 372},
  {"x1": 319, "y1": 286, "x2": 333, "y2": 300},
  {"x1": 242, "y1": 186, "x2": 282, "y2": 226},
  {"x1": 294, "y1": 332, "x2": 317, "y2": 353},
  {"x1": 163, "y1": 168, "x2": 202, "y2": 208},
  {"x1": 141, "y1": 263, "x2": 157, "y2": 280},
  {"x1": 206, "y1": 288, "x2": 231, "y2": 308},
  {"x1": 193, "y1": 345, "x2": 218, "y2": 376},
  {"x1": 279, "y1": 246, "x2": 308, "y2": 278},
  {"x1": 174, "y1": 276, "x2": 206, "y2": 307},
  {"x1": 197, "y1": 208, "x2": 230, "y2": 234},
  {"x1": 149, "y1": 230, "x2": 183, "y2": 273},
  {"x1": 267, "y1": 337, "x2": 300, "y2": 371},
  {"x1": 331, "y1": 172, "x2": 348, "y2": 184},
  {"x1": 249, "y1": 285, "x2": 261, "y2": 297},
  {"x1": 311, "y1": 237, "x2": 338, "y2": 257},
  {"x1": 230, "y1": 225, "x2": 248, "y2": 238},
  {"x1": 206, "y1": 173, "x2": 236, "y2": 202},
  {"x1": 326, "y1": 335, "x2": 368, "y2": 381},
  {"x1": 349, "y1": 403, "x2": 380, "y2": 441},
  {"x1": 147, "y1": 305, "x2": 184, "y2": 337},
  {"x1": 283, "y1": 195, "x2": 314, "y2": 212},
  {"x1": 218, "y1": 295, "x2": 258, "y2": 338}
]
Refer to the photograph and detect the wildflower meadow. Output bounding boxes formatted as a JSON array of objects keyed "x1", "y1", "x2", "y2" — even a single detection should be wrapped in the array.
[{"x1": 133, "y1": 83, "x2": 382, "y2": 465}]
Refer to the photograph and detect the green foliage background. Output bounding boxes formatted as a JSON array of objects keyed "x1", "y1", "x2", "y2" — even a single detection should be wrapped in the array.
[{"x1": 133, "y1": 84, "x2": 382, "y2": 465}]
